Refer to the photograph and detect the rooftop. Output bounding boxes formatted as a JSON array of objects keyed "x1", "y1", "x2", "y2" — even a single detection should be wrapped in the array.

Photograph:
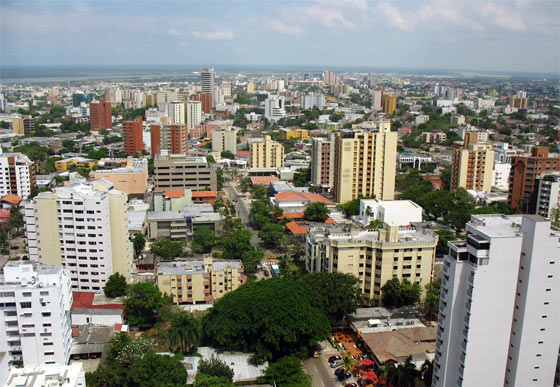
[{"x1": 5, "y1": 363, "x2": 85, "y2": 387}]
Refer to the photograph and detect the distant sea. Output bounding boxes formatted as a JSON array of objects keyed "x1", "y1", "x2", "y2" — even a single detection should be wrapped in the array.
[{"x1": 0, "y1": 64, "x2": 557, "y2": 84}]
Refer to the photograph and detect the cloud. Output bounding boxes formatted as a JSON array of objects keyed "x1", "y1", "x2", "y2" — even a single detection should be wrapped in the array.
[
  {"x1": 191, "y1": 29, "x2": 234, "y2": 40},
  {"x1": 167, "y1": 28, "x2": 185, "y2": 37},
  {"x1": 375, "y1": 2, "x2": 413, "y2": 31},
  {"x1": 265, "y1": 17, "x2": 305, "y2": 35},
  {"x1": 478, "y1": 2, "x2": 527, "y2": 32},
  {"x1": 299, "y1": 5, "x2": 356, "y2": 28}
]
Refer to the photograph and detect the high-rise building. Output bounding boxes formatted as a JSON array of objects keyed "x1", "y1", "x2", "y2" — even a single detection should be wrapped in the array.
[
  {"x1": 383, "y1": 95, "x2": 397, "y2": 115},
  {"x1": 12, "y1": 117, "x2": 34, "y2": 135},
  {"x1": 186, "y1": 100, "x2": 202, "y2": 131},
  {"x1": 535, "y1": 172, "x2": 560, "y2": 219},
  {"x1": 509, "y1": 96, "x2": 529, "y2": 109},
  {"x1": 250, "y1": 135, "x2": 284, "y2": 168},
  {"x1": 310, "y1": 135, "x2": 335, "y2": 188},
  {"x1": 508, "y1": 147, "x2": 560, "y2": 213},
  {"x1": 212, "y1": 126, "x2": 239, "y2": 155},
  {"x1": 0, "y1": 151, "x2": 36, "y2": 198},
  {"x1": 306, "y1": 224, "x2": 436, "y2": 302},
  {"x1": 24, "y1": 180, "x2": 133, "y2": 291},
  {"x1": 371, "y1": 90, "x2": 383, "y2": 111},
  {"x1": 322, "y1": 70, "x2": 338, "y2": 86},
  {"x1": 153, "y1": 154, "x2": 217, "y2": 191},
  {"x1": 72, "y1": 93, "x2": 92, "y2": 107},
  {"x1": 301, "y1": 93, "x2": 325, "y2": 110},
  {"x1": 432, "y1": 214, "x2": 559, "y2": 387},
  {"x1": 201, "y1": 67, "x2": 215, "y2": 104},
  {"x1": 122, "y1": 116, "x2": 143, "y2": 155},
  {"x1": 246, "y1": 82, "x2": 254, "y2": 94},
  {"x1": 450, "y1": 136, "x2": 495, "y2": 193},
  {"x1": 149, "y1": 124, "x2": 189, "y2": 158},
  {"x1": 166, "y1": 101, "x2": 185, "y2": 125},
  {"x1": 89, "y1": 98, "x2": 112, "y2": 131},
  {"x1": 0, "y1": 261, "x2": 72, "y2": 375},
  {"x1": 332, "y1": 121, "x2": 397, "y2": 203},
  {"x1": 264, "y1": 96, "x2": 286, "y2": 120},
  {"x1": 199, "y1": 92, "x2": 213, "y2": 114}
]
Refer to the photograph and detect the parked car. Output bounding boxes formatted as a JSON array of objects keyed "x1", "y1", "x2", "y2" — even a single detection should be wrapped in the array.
[
  {"x1": 337, "y1": 370, "x2": 352, "y2": 382},
  {"x1": 328, "y1": 355, "x2": 342, "y2": 363},
  {"x1": 330, "y1": 360, "x2": 343, "y2": 368},
  {"x1": 334, "y1": 368, "x2": 345, "y2": 376},
  {"x1": 345, "y1": 383, "x2": 358, "y2": 387}
]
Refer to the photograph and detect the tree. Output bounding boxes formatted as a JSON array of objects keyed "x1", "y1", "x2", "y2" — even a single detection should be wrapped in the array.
[
  {"x1": 169, "y1": 311, "x2": 201, "y2": 354},
  {"x1": 104, "y1": 273, "x2": 128, "y2": 298},
  {"x1": 423, "y1": 278, "x2": 441, "y2": 320},
  {"x1": 304, "y1": 202, "x2": 330, "y2": 222},
  {"x1": 293, "y1": 168, "x2": 310, "y2": 187},
  {"x1": 300, "y1": 272, "x2": 362, "y2": 323},
  {"x1": 381, "y1": 278, "x2": 421, "y2": 307},
  {"x1": 221, "y1": 227, "x2": 262, "y2": 273},
  {"x1": 258, "y1": 222, "x2": 285, "y2": 248},
  {"x1": 197, "y1": 356, "x2": 234, "y2": 381},
  {"x1": 149, "y1": 238, "x2": 184, "y2": 259},
  {"x1": 422, "y1": 190, "x2": 453, "y2": 220},
  {"x1": 132, "y1": 233, "x2": 146, "y2": 258},
  {"x1": 216, "y1": 168, "x2": 225, "y2": 190},
  {"x1": 124, "y1": 283, "x2": 168, "y2": 329},
  {"x1": 264, "y1": 356, "x2": 312, "y2": 386},
  {"x1": 192, "y1": 226, "x2": 215, "y2": 253},
  {"x1": 421, "y1": 359, "x2": 433, "y2": 386},
  {"x1": 342, "y1": 354, "x2": 355, "y2": 373},
  {"x1": 435, "y1": 230, "x2": 456, "y2": 256},
  {"x1": 116, "y1": 337, "x2": 153, "y2": 365},
  {"x1": 220, "y1": 150, "x2": 235, "y2": 159},
  {"x1": 391, "y1": 356, "x2": 419, "y2": 387},
  {"x1": 126, "y1": 352, "x2": 187, "y2": 387},
  {"x1": 105, "y1": 332, "x2": 133, "y2": 363},
  {"x1": 194, "y1": 373, "x2": 234, "y2": 387},
  {"x1": 202, "y1": 279, "x2": 330, "y2": 363}
]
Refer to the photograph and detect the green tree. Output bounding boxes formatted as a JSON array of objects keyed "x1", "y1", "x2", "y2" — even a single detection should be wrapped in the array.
[
  {"x1": 105, "y1": 332, "x2": 133, "y2": 362},
  {"x1": 381, "y1": 278, "x2": 421, "y2": 307},
  {"x1": 293, "y1": 168, "x2": 310, "y2": 187},
  {"x1": 258, "y1": 222, "x2": 286, "y2": 248},
  {"x1": 87, "y1": 149, "x2": 108, "y2": 160},
  {"x1": 124, "y1": 283, "x2": 168, "y2": 329},
  {"x1": 339, "y1": 196, "x2": 373, "y2": 216},
  {"x1": 192, "y1": 226, "x2": 215, "y2": 253},
  {"x1": 169, "y1": 311, "x2": 202, "y2": 354},
  {"x1": 264, "y1": 356, "x2": 312, "y2": 386},
  {"x1": 197, "y1": 356, "x2": 234, "y2": 381},
  {"x1": 202, "y1": 279, "x2": 330, "y2": 363},
  {"x1": 194, "y1": 374, "x2": 234, "y2": 387},
  {"x1": 421, "y1": 359, "x2": 434, "y2": 386},
  {"x1": 132, "y1": 233, "x2": 146, "y2": 258},
  {"x1": 423, "y1": 278, "x2": 441, "y2": 320},
  {"x1": 300, "y1": 272, "x2": 362, "y2": 323},
  {"x1": 216, "y1": 168, "x2": 224, "y2": 190},
  {"x1": 391, "y1": 356, "x2": 419, "y2": 387},
  {"x1": 221, "y1": 227, "x2": 262, "y2": 273},
  {"x1": 126, "y1": 352, "x2": 187, "y2": 387},
  {"x1": 435, "y1": 230, "x2": 456, "y2": 256},
  {"x1": 303, "y1": 202, "x2": 330, "y2": 222},
  {"x1": 104, "y1": 273, "x2": 128, "y2": 298},
  {"x1": 220, "y1": 150, "x2": 235, "y2": 159},
  {"x1": 149, "y1": 238, "x2": 184, "y2": 259}
]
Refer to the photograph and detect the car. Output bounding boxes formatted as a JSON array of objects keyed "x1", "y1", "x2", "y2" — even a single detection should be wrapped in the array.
[
  {"x1": 330, "y1": 360, "x2": 342, "y2": 368},
  {"x1": 345, "y1": 383, "x2": 358, "y2": 387},
  {"x1": 337, "y1": 371, "x2": 351, "y2": 382},
  {"x1": 264, "y1": 270, "x2": 270, "y2": 276},
  {"x1": 334, "y1": 368, "x2": 345, "y2": 376},
  {"x1": 328, "y1": 355, "x2": 342, "y2": 363},
  {"x1": 313, "y1": 351, "x2": 319, "y2": 358}
]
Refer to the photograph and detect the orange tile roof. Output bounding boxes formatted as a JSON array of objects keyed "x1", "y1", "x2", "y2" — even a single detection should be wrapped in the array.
[
  {"x1": 274, "y1": 191, "x2": 335, "y2": 205},
  {"x1": 165, "y1": 190, "x2": 185, "y2": 198},
  {"x1": 1, "y1": 194, "x2": 23, "y2": 205},
  {"x1": 277, "y1": 212, "x2": 305, "y2": 220},
  {"x1": 285, "y1": 221, "x2": 308, "y2": 235},
  {"x1": 192, "y1": 191, "x2": 218, "y2": 198},
  {"x1": 325, "y1": 217, "x2": 336, "y2": 224},
  {"x1": 250, "y1": 176, "x2": 280, "y2": 185}
]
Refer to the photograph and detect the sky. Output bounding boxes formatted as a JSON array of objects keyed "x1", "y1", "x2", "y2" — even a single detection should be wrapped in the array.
[{"x1": 1, "y1": 0, "x2": 559, "y2": 73}]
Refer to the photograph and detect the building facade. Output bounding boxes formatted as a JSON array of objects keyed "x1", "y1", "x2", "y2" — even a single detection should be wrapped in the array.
[
  {"x1": 301, "y1": 93, "x2": 325, "y2": 110},
  {"x1": 201, "y1": 68, "x2": 215, "y2": 104},
  {"x1": 122, "y1": 117, "x2": 143, "y2": 155},
  {"x1": 186, "y1": 100, "x2": 202, "y2": 131},
  {"x1": 332, "y1": 121, "x2": 397, "y2": 203},
  {"x1": 89, "y1": 98, "x2": 112, "y2": 131},
  {"x1": 432, "y1": 215, "x2": 559, "y2": 387},
  {"x1": 153, "y1": 154, "x2": 217, "y2": 191},
  {"x1": 211, "y1": 126, "x2": 238, "y2": 154},
  {"x1": 24, "y1": 180, "x2": 133, "y2": 291},
  {"x1": 310, "y1": 136, "x2": 335, "y2": 188},
  {"x1": 90, "y1": 157, "x2": 148, "y2": 195},
  {"x1": 264, "y1": 96, "x2": 286, "y2": 120},
  {"x1": 0, "y1": 152, "x2": 36, "y2": 198},
  {"x1": 150, "y1": 124, "x2": 189, "y2": 158},
  {"x1": 250, "y1": 135, "x2": 284, "y2": 169},
  {"x1": 450, "y1": 138, "x2": 494, "y2": 193},
  {"x1": 535, "y1": 172, "x2": 560, "y2": 220}
]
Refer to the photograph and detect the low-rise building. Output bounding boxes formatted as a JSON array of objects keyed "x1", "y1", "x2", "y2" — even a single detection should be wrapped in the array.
[
  {"x1": 54, "y1": 157, "x2": 98, "y2": 172},
  {"x1": 421, "y1": 131, "x2": 447, "y2": 144},
  {"x1": 154, "y1": 153, "x2": 217, "y2": 191},
  {"x1": 5, "y1": 363, "x2": 86, "y2": 387},
  {"x1": 90, "y1": 157, "x2": 148, "y2": 195},
  {"x1": 157, "y1": 257, "x2": 246, "y2": 304},
  {"x1": 147, "y1": 204, "x2": 223, "y2": 240},
  {"x1": 279, "y1": 128, "x2": 309, "y2": 140}
]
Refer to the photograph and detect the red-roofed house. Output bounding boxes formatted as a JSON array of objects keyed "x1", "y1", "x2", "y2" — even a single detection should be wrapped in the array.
[
  {"x1": 71, "y1": 291, "x2": 125, "y2": 326},
  {"x1": 192, "y1": 191, "x2": 218, "y2": 205},
  {"x1": 285, "y1": 221, "x2": 308, "y2": 236},
  {"x1": 0, "y1": 209, "x2": 11, "y2": 227},
  {"x1": 271, "y1": 191, "x2": 335, "y2": 212},
  {"x1": 250, "y1": 176, "x2": 280, "y2": 186},
  {"x1": 1, "y1": 194, "x2": 23, "y2": 209}
]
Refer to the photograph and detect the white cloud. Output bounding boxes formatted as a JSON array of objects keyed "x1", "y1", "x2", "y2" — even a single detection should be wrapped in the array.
[
  {"x1": 299, "y1": 5, "x2": 356, "y2": 28},
  {"x1": 167, "y1": 28, "x2": 185, "y2": 37},
  {"x1": 375, "y1": 2, "x2": 413, "y2": 31},
  {"x1": 265, "y1": 17, "x2": 305, "y2": 35},
  {"x1": 191, "y1": 30, "x2": 235, "y2": 40},
  {"x1": 478, "y1": 2, "x2": 527, "y2": 32}
]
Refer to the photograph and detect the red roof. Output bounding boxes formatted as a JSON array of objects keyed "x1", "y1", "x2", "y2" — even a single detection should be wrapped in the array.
[
  {"x1": 114, "y1": 323, "x2": 123, "y2": 331},
  {"x1": 71, "y1": 291, "x2": 125, "y2": 312},
  {"x1": 399, "y1": 127, "x2": 412, "y2": 132},
  {"x1": 72, "y1": 328, "x2": 80, "y2": 337},
  {"x1": 1, "y1": 194, "x2": 23, "y2": 205},
  {"x1": 325, "y1": 217, "x2": 336, "y2": 224},
  {"x1": 236, "y1": 151, "x2": 250, "y2": 157},
  {"x1": 0, "y1": 209, "x2": 11, "y2": 219},
  {"x1": 274, "y1": 191, "x2": 335, "y2": 205},
  {"x1": 192, "y1": 191, "x2": 217, "y2": 198},
  {"x1": 285, "y1": 221, "x2": 308, "y2": 235},
  {"x1": 250, "y1": 176, "x2": 279, "y2": 185},
  {"x1": 277, "y1": 212, "x2": 305, "y2": 220},
  {"x1": 165, "y1": 190, "x2": 185, "y2": 198}
]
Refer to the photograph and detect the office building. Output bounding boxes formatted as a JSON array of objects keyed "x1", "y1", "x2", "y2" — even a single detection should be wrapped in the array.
[
  {"x1": 24, "y1": 179, "x2": 133, "y2": 291},
  {"x1": 306, "y1": 224, "x2": 436, "y2": 301},
  {"x1": 432, "y1": 215, "x2": 559, "y2": 387},
  {"x1": 332, "y1": 121, "x2": 397, "y2": 203},
  {"x1": 72, "y1": 93, "x2": 91, "y2": 107},
  {"x1": 0, "y1": 262, "x2": 72, "y2": 375},
  {"x1": 90, "y1": 157, "x2": 148, "y2": 195},
  {"x1": 89, "y1": 98, "x2": 112, "y2": 131},
  {"x1": 5, "y1": 363, "x2": 86, "y2": 387},
  {"x1": 509, "y1": 147, "x2": 560, "y2": 213},
  {"x1": 150, "y1": 124, "x2": 189, "y2": 158},
  {"x1": 153, "y1": 153, "x2": 217, "y2": 191},
  {"x1": 12, "y1": 117, "x2": 34, "y2": 135},
  {"x1": 310, "y1": 136, "x2": 334, "y2": 188},
  {"x1": 371, "y1": 90, "x2": 383, "y2": 111},
  {"x1": 264, "y1": 96, "x2": 286, "y2": 120},
  {"x1": 535, "y1": 172, "x2": 560, "y2": 219},
  {"x1": 383, "y1": 95, "x2": 397, "y2": 115},
  {"x1": 157, "y1": 257, "x2": 245, "y2": 304},
  {"x1": 201, "y1": 67, "x2": 215, "y2": 104},
  {"x1": 450, "y1": 136, "x2": 494, "y2": 193},
  {"x1": 301, "y1": 93, "x2": 325, "y2": 110},
  {"x1": 212, "y1": 126, "x2": 239, "y2": 154},
  {"x1": 122, "y1": 116, "x2": 143, "y2": 155},
  {"x1": 250, "y1": 135, "x2": 284, "y2": 169},
  {"x1": 186, "y1": 100, "x2": 202, "y2": 131},
  {"x1": 0, "y1": 152, "x2": 36, "y2": 198}
]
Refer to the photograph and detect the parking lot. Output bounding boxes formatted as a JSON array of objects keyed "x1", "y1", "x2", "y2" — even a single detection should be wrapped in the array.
[{"x1": 303, "y1": 341, "x2": 359, "y2": 387}]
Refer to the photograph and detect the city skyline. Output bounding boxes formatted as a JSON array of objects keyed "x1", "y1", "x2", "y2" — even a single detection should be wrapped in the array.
[{"x1": 1, "y1": 0, "x2": 559, "y2": 74}]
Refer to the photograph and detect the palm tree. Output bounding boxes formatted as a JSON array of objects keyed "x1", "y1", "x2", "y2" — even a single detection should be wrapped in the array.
[
  {"x1": 392, "y1": 356, "x2": 419, "y2": 387},
  {"x1": 169, "y1": 311, "x2": 201, "y2": 354},
  {"x1": 376, "y1": 361, "x2": 397, "y2": 384},
  {"x1": 342, "y1": 354, "x2": 355, "y2": 374},
  {"x1": 420, "y1": 359, "x2": 433, "y2": 386}
]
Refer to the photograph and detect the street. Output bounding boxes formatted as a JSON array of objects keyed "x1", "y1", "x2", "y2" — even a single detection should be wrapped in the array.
[{"x1": 223, "y1": 181, "x2": 260, "y2": 246}]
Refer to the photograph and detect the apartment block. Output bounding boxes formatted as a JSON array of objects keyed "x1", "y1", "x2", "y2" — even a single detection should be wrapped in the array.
[
  {"x1": 211, "y1": 126, "x2": 239, "y2": 154},
  {"x1": 153, "y1": 153, "x2": 216, "y2": 191},
  {"x1": 422, "y1": 131, "x2": 447, "y2": 144},
  {"x1": 300, "y1": 93, "x2": 325, "y2": 110},
  {"x1": 0, "y1": 262, "x2": 72, "y2": 377},
  {"x1": 306, "y1": 224, "x2": 436, "y2": 302},
  {"x1": 90, "y1": 157, "x2": 148, "y2": 195},
  {"x1": 279, "y1": 128, "x2": 309, "y2": 140},
  {"x1": 89, "y1": 98, "x2": 112, "y2": 131},
  {"x1": 250, "y1": 135, "x2": 284, "y2": 169},
  {"x1": 157, "y1": 257, "x2": 245, "y2": 304},
  {"x1": 186, "y1": 100, "x2": 202, "y2": 131},
  {"x1": 147, "y1": 204, "x2": 223, "y2": 240},
  {"x1": 264, "y1": 96, "x2": 286, "y2": 120},
  {"x1": 150, "y1": 124, "x2": 188, "y2": 158},
  {"x1": 332, "y1": 121, "x2": 397, "y2": 203},
  {"x1": 509, "y1": 147, "x2": 560, "y2": 213},
  {"x1": 432, "y1": 215, "x2": 559, "y2": 387},
  {"x1": 383, "y1": 95, "x2": 397, "y2": 115},
  {"x1": 310, "y1": 136, "x2": 335, "y2": 188},
  {"x1": 24, "y1": 179, "x2": 133, "y2": 291},
  {"x1": 122, "y1": 116, "x2": 143, "y2": 155},
  {"x1": 450, "y1": 137, "x2": 494, "y2": 193},
  {"x1": 0, "y1": 152, "x2": 36, "y2": 198},
  {"x1": 12, "y1": 117, "x2": 34, "y2": 135},
  {"x1": 535, "y1": 172, "x2": 560, "y2": 219}
]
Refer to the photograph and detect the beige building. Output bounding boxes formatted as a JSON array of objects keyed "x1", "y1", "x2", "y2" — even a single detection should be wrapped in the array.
[
  {"x1": 451, "y1": 135, "x2": 495, "y2": 193},
  {"x1": 250, "y1": 135, "x2": 284, "y2": 168},
  {"x1": 90, "y1": 157, "x2": 148, "y2": 195},
  {"x1": 157, "y1": 257, "x2": 246, "y2": 304},
  {"x1": 333, "y1": 121, "x2": 397, "y2": 203},
  {"x1": 153, "y1": 153, "x2": 217, "y2": 191},
  {"x1": 23, "y1": 179, "x2": 133, "y2": 291},
  {"x1": 212, "y1": 126, "x2": 239, "y2": 155},
  {"x1": 306, "y1": 224, "x2": 437, "y2": 302}
]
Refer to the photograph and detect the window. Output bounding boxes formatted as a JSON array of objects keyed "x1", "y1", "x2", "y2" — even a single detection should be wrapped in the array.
[{"x1": 20, "y1": 302, "x2": 31, "y2": 309}]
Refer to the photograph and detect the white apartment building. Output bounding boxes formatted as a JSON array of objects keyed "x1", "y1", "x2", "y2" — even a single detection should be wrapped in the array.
[
  {"x1": 433, "y1": 215, "x2": 559, "y2": 387},
  {"x1": 358, "y1": 199, "x2": 423, "y2": 227},
  {"x1": 24, "y1": 179, "x2": 132, "y2": 292},
  {"x1": 156, "y1": 88, "x2": 179, "y2": 107},
  {"x1": 5, "y1": 363, "x2": 85, "y2": 387},
  {"x1": 212, "y1": 126, "x2": 239, "y2": 155},
  {"x1": 0, "y1": 152, "x2": 36, "y2": 198},
  {"x1": 535, "y1": 172, "x2": 560, "y2": 219},
  {"x1": 301, "y1": 93, "x2": 325, "y2": 110},
  {"x1": 492, "y1": 162, "x2": 512, "y2": 190},
  {"x1": 264, "y1": 96, "x2": 286, "y2": 121},
  {"x1": 186, "y1": 100, "x2": 202, "y2": 131},
  {"x1": 167, "y1": 101, "x2": 185, "y2": 125},
  {"x1": 0, "y1": 262, "x2": 73, "y2": 382}
]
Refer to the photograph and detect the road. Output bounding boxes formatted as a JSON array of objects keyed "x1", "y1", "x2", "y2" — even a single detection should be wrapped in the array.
[
  {"x1": 223, "y1": 182, "x2": 260, "y2": 245},
  {"x1": 303, "y1": 341, "x2": 355, "y2": 387}
]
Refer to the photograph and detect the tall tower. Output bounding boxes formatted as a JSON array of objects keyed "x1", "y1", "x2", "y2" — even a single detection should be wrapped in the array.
[
  {"x1": 450, "y1": 136, "x2": 495, "y2": 193},
  {"x1": 432, "y1": 214, "x2": 559, "y2": 387},
  {"x1": 186, "y1": 101, "x2": 202, "y2": 132},
  {"x1": 122, "y1": 116, "x2": 144, "y2": 155},
  {"x1": 201, "y1": 67, "x2": 215, "y2": 104},
  {"x1": 89, "y1": 98, "x2": 112, "y2": 131}
]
